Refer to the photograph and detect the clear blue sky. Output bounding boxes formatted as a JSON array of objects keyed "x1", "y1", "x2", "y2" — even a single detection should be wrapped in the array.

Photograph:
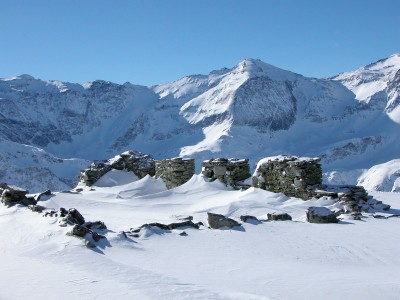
[{"x1": 1, "y1": 0, "x2": 399, "y2": 86}]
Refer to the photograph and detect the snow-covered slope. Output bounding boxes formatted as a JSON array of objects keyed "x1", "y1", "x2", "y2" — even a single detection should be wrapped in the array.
[
  {"x1": 358, "y1": 159, "x2": 400, "y2": 192},
  {"x1": 1, "y1": 175, "x2": 400, "y2": 299},
  {"x1": 333, "y1": 54, "x2": 400, "y2": 122},
  {"x1": 1, "y1": 55, "x2": 400, "y2": 192}
]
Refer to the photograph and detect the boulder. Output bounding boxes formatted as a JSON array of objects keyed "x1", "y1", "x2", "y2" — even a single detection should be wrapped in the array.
[
  {"x1": 207, "y1": 212, "x2": 240, "y2": 229},
  {"x1": 0, "y1": 183, "x2": 30, "y2": 207},
  {"x1": 306, "y1": 207, "x2": 339, "y2": 224},
  {"x1": 64, "y1": 208, "x2": 85, "y2": 225},
  {"x1": 267, "y1": 212, "x2": 292, "y2": 221},
  {"x1": 86, "y1": 221, "x2": 107, "y2": 230},
  {"x1": 71, "y1": 224, "x2": 90, "y2": 237},
  {"x1": 240, "y1": 215, "x2": 260, "y2": 223}
]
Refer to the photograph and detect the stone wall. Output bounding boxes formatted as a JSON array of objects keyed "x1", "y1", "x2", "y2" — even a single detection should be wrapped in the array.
[
  {"x1": 252, "y1": 155, "x2": 322, "y2": 199},
  {"x1": 155, "y1": 157, "x2": 195, "y2": 189},
  {"x1": 79, "y1": 150, "x2": 155, "y2": 186},
  {"x1": 202, "y1": 158, "x2": 251, "y2": 189}
]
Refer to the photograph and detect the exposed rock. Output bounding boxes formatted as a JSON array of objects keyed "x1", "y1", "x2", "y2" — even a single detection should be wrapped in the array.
[
  {"x1": 28, "y1": 205, "x2": 46, "y2": 213},
  {"x1": 240, "y1": 215, "x2": 260, "y2": 223},
  {"x1": 174, "y1": 215, "x2": 193, "y2": 221},
  {"x1": 207, "y1": 212, "x2": 241, "y2": 229},
  {"x1": 155, "y1": 157, "x2": 195, "y2": 189},
  {"x1": 59, "y1": 207, "x2": 68, "y2": 217},
  {"x1": 70, "y1": 224, "x2": 90, "y2": 237},
  {"x1": 91, "y1": 231, "x2": 106, "y2": 242},
  {"x1": 306, "y1": 207, "x2": 339, "y2": 224},
  {"x1": 19, "y1": 197, "x2": 37, "y2": 206},
  {"x1": 267, "y1": 212, "x2": 292, "y2": 221},
  {"x1": 64, "y1": 208, "x2": 85, "y2": 225},
  {"x1": 253, "y1": 155, "x2": 322, "y2": 199},
  {"x1": 79, "y1": 150, "x2": 155, "y2": 186},
  {"x1": 0, "y1": 183, "x2": 30, "y2": 207},
  {"x1": 86, "y1": 221, "x2": 107, "y2": 230},
  {"x1": 202, "y1": 158, "x2": 251, "y2": 189},
  {"x1": 85, "y1": 240, "x2": 96, "y2": 248},
  {"x1": 179, "y1": 231, "x2": 188, "y2": 236},
  {"x1": 34, "y1": 189, "x2": 52, "y2": 201}
]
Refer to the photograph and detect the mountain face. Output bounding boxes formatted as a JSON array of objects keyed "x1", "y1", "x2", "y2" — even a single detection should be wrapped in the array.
[{"x1": 1, "y1": 55, "x2": 400, "y2": 192}]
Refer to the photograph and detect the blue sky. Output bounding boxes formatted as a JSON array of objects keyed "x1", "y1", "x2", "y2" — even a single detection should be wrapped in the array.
[{"x1": 1, "y1": 0, "x2": 399, "y2": 86}]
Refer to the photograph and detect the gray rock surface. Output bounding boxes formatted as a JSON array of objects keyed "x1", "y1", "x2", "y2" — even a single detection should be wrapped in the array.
[
  {"x1": 306, "y1": 207, "x2": 339, "y2": 224},
  {"x1": 207, "y1": 212, "x2": 241, "y2": 229},
  {"x1": 253, "y1": 155, "x2": 322, "y2": 199},
  {"x1": 0, "y1": 183, "x2": 30, "y2": 207},
  {"x1": 79, "y1": 150, "x2": 155, "y2": 186},
  {"x1": 155, "y1": 157, "x2": 195, "y2": 189},
  {"x1": 202, "y1": 158, "x2": 251, "y2": 189},
  {"x1": 267, "y1": 212, "x2": 292, "y2": 221}
]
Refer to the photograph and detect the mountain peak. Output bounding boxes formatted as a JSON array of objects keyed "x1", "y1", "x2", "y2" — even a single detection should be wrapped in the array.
[
  {"x1": 334, "y1": 53, "x2": 400, "y2": 102},
  {"x1": 233, "y1": 58, "x2": 299, "y2": 81}
]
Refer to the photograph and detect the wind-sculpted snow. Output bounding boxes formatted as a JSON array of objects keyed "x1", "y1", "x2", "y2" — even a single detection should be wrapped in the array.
[{"x1": 1, "y1": 55, "x2": 400, "y2": 192}]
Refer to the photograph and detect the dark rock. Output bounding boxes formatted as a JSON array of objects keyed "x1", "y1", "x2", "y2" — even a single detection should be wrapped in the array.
[
  {"x1": 91, "y1": 231, "x2": 106, "y2": 242},
  {"x1": 240, "y1": 215, "x2": 260, "y2": 223},
  {"x1": 86, "y1": 221, "x2": 107, "y2": 230},
  {"x1": 168, "y1": 220, "x2": 200, "y2": 230},
  {"x1": 67, "y1": 208, "x2": 85, "y2": 225},
  {"x1": 79, "y1": 150, "x2": 155, "y2": 186},
  {"x1": 71, "y1": 224, "x2": 90, "y2": 237},
  {"x1": 306, "y1": 207, "x2": 339, "y2": 224},
  {"x1": 207, "y1": 212, "x2": 241, "y2": 229},
  {"x1": 19, "y1": 197, "x2": 37, "y2": 206},
  {"x1": 43, "y1": 210, "x2": 57, "y2": 217},
  {"x1": 28, "y1": 205, "x2": 46, "y2": 213},
  {"x1": 267, "y1": 212, "x2": 292, "y2": 221},
  {"x1": 155, "y1": 157, "x2": 195, "y2": 189},
  {"x1": 175, "y1": 215, "x2": 193, "y2": 221},
  {"x1": 179, "y1": 231, "x2": 188, "y2": 236},
  {"x1": 85, "y1": 240, "x2": 96, "y2": 248},
  {"x1": 0, "y1": 184, "x2": 29, "y2": 207},
  {"x1": 59, "y1": 207, "x2": 68, "y2": 217},
  {"x1": 202, "y1": 158, "x2": 251, "y2": 189},
  {"x1": 35, "y1": 189, "x2": 52, "y2": 201},
  {"x1": 253, "y1": 156, "x2": 322, "y2": 200}
]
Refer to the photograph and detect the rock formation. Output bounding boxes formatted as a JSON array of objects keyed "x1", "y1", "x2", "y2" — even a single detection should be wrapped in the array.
[
  {"x1": 202, "y1": 158, "x2": 251, "y2": 189},
  {"x1": 155, "y1": 157, "x2": 195, "y2": 189},
  {"x1": 79, "y1": 150, "x2": 155, "y2": 186},
  {"x1": 252, "y1": 155, "x2": 322, "y2": 199}
]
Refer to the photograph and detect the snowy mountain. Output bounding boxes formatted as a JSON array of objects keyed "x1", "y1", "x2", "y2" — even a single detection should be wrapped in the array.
[{"x1": 1, "y1": 55, "x2": 400, "y2": 192}]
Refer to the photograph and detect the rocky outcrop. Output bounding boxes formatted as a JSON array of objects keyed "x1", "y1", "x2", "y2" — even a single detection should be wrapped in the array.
[
  {"x1": 253, "y1": 155, "x2": 322, "y2": 199},
  {"x1": 240, "y1": 215, "x2": 261, "y2": 223},
  {"x1": 155, "y1": 157, "x2": 195, "y2": 189},
  {"x1": 79, "y1": 150, "x2": 155, "y2": 186},
  {"x1": 207, "y1": 212, "x2": 241, "y2": 229},
  {"x1": 306, "y1": 207, "x2": 339, "y2": 224},
  {"x1": 267, "y1": 212, "x2": 292, "y2": 221},
  {"x1": 0, "y1": 183, "x2": 34, "y2": 207},
  {"x1": 202, "y1": 158, "x2": 251, "y2": 189}
]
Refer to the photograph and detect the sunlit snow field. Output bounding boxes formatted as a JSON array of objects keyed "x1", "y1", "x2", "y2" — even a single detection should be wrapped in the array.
[{"x1": 1, "y1": 171, "x2": 399, "y2": 299}]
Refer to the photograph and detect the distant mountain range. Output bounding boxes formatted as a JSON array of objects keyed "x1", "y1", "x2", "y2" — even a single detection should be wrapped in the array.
[{"x1": 1, "y1": 54, "x2": 400, "y2": 192}]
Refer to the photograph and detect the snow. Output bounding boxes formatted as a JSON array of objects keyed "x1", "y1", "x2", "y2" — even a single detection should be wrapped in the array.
[
  {"x1": 93, "y1": 169, "x2": 139, "y2": 187},
  {"x1": 334, "y1": 53, "x2": 400, "y2": 102},
  {"x1": 1, "y1": 175, "x2": 400, "y2": 299},
  {"x1": 358, "y1": 159, "x2": 400, "y2": 192}
]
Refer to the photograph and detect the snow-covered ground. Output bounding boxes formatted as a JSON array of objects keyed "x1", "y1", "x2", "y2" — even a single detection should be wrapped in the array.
[{"x1": 1, "y1": 172, "x2": 399, "y2": 299}]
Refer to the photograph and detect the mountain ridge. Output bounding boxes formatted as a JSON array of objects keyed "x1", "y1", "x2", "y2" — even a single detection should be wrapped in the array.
[{"x1": 1, "y1": 54, "x2": 400, "y2": 192}]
